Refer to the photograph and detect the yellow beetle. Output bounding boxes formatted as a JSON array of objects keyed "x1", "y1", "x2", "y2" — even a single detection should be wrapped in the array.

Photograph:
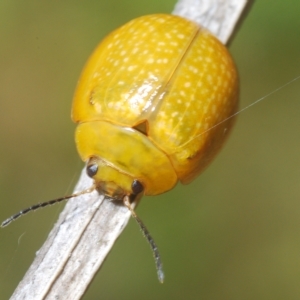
[
  {"x1": 73, "y1": 14, "x2": 238, "y2": 198},
  {"x1": 2, "y1": 14, "x2": 238, "y2": 283}
]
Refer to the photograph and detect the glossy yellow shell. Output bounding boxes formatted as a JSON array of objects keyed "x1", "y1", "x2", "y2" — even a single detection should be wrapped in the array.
[{"x1": 72, "y1": 14, "x2": 238, "y2": 197}]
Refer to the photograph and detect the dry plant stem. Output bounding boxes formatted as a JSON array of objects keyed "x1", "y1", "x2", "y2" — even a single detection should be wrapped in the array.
[
  {"x1": 10, "y1": 1, "x2": 251, "y2": 299},
  {"x1": 173, "y1": 0, "x2": 253, "y2": 44},
  {"x1": 11, "y1": 169, "x2": 138, "y2": 299}
]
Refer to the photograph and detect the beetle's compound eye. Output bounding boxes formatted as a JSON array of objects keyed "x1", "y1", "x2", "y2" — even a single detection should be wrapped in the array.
[
  {"x1": 131, "y1": 180, "x2": 144, "y2": 195},
  {"x1": 86, "y1": 163, "x2": 98, "y2": 178}
]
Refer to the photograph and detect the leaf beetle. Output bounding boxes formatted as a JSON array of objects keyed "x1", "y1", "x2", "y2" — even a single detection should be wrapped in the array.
[{"x1": 2, "y1": 14, "x2": 238, "y2": 282}]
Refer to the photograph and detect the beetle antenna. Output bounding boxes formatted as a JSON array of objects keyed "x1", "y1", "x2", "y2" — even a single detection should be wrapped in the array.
[
  {"x1": 123, "y1": 195, "x2": 164, "y2": 283},
  {"x1": 1, "y1": 186, "x2": 95, "y2": 228}
]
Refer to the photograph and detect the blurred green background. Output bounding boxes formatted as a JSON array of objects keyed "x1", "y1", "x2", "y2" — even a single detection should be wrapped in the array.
[{"x1": 1, "y1": 1, "x2": 300, "y2": 299}]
